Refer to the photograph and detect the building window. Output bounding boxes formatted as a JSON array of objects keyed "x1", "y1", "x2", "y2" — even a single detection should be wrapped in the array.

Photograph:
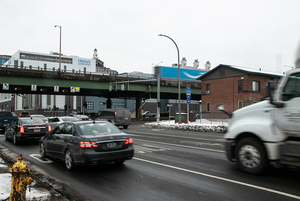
[
  {"x1": 252, "y1": 81, "x2": 260, "y2": 92},
  {"x1": 206, "y1": 84, "x2": 210, "y2": 94},
  {"x1": 87, "y1": 102, "x2": 94, "y2": 110},
  {"x1": 238, "y1": 80, "x2": 243, "y2": 92},
  {"x1": 206, "y1": 102, "x2": 210, "y2": 112},
  {"x1": 20, "y1": 61, "x2": 24, "y2": 68},
  {"x1": 99, "y1": 102, "x2": 106, "y2": 105},
  {"x1": 238, "y1": 101, "x2": 243, "y2": 109}
]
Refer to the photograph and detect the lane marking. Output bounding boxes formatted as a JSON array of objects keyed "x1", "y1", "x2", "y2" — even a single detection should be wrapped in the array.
[
  {"x1": 128, "y1": 131, "x2": 225, "y2": 142},
  {"x1": 134, "y1": 139, "x2": 224, "y2": 153},
  {"x1": 134, "y1": 157, "x2": 300, "y2": 200},
  {"x1": 29, "y1": 154, "x2": 53, "y2": 163}
]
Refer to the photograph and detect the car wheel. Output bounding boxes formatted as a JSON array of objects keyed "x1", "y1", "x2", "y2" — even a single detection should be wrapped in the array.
[
  {"x1": 236, "y1": 137, "x2": 268, "y2": 174},
  {"x1": 123, "y1": 125, "x2": 128, "y2": 129},
  {"x1": 40, "y1": 143, "x2": 47, "y2": 158},
  {"x1": 115, "y1": 161, "x2": 125, "y2": 165},
  {"x1": 4, "y1": 132, "x2": 8, "y2": 141},
  {"x1": 65, "y1": 150, "x2": 75, "y2": 170},
  {"x1": 13, "y1": 134, "x2": 18, "y2": 145}
]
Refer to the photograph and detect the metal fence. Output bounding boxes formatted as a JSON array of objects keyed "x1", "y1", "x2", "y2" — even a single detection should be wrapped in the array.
[{"x1": 197, "y1": 112, "x2": 230, "y2": 125}]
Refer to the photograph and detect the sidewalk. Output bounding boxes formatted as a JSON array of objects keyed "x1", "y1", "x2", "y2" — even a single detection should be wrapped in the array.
[{"x1": 0, "y1": 143, "x2": 85, "y2": 201}]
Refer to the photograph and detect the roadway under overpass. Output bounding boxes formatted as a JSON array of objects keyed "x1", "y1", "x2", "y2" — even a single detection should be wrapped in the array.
[{"x1": 0, "y1": 66, "x2": 202, "y2": 117}]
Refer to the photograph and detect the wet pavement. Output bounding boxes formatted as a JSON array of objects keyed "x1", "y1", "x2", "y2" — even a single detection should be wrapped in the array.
[{"x1": 0, "y1": 143, "x2": 85, "y2": 201}]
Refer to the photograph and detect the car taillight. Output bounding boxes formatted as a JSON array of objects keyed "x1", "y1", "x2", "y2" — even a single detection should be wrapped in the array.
[
  {"x1": 88, "y1": 118, "x2": 92, "y2": 121},
  {"x1": 20, "y1": 126, "x2": 25, "y2": 133},
  {"x1": 124, "y1": 138, "x2": 133, "y2": 145},
  {"x1": 48, "y1": 125, "x2": 51, "y2": 132},
  {"x1": 78, "y1": 118, "x2": 83, "y2": 121},
  {"x1": 79, "y1": 141, "x2": 98, "y2": 148}
]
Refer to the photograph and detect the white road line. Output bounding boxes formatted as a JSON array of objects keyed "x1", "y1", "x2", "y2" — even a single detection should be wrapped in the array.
[
  {"x1": 29, "y1": 154, "x2": 53, "y2": 163},
  {"x1": 134, "y1": 157, "x2": 300, "y2": 200},
  {"x1": 134, "y1": 139, "x2": 224, "y2": 153},
  {"x1": 128, "y1": 131, "x2": 225, "y2": 142}
]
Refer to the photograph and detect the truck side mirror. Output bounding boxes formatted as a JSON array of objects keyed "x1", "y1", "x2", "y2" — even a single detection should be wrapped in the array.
[{"x1": 267, "y1": 80, "x2": 284, "y2": 108}]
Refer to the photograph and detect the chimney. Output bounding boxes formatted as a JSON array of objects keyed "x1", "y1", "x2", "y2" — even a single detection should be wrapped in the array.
[
  {"x1": 181, "y1": 57, "x2": 187, "y2": 68},
  {"x1": 193, "y1": 59, "x2": 199, "y2": 69},
  {"x1": 205, "y1": 61, "x2": 211, "y2": 71}
]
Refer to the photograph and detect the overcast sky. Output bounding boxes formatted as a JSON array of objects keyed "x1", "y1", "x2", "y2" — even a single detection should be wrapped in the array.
[{"x1": 1, "y1": 0, "x2": 300, "y2": 74}]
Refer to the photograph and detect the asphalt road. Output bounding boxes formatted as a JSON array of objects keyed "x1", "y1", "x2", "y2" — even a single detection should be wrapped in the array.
[{"x1": 1, "y1": 126, "x2": 300, "y2": 201}]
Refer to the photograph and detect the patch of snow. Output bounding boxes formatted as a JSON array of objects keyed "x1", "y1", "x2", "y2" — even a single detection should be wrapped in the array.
[
  {"x1": 143, "y1": 119, "x2": 228, "y2": 133},
  {"x1": 0, "y1": 173, "x2": 51, "y2": 201}
]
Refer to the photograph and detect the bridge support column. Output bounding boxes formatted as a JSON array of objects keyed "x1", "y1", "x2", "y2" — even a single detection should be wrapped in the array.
[
  {"x1": 136, "y1": 97, "x2": 142, "y2": 120},
  {"x1": 106, "y1": 98, "x2": 112, "y2": 109}
]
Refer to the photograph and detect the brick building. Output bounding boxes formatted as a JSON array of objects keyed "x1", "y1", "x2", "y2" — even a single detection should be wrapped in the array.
[{"x1": 197, "y1": 64, "x2": 282, "y2": 118}]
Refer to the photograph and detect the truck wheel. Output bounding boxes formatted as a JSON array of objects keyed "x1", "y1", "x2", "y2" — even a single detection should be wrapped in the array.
[
  {"x1": 123, "y1": 125, "x2": 128, "y2": 129},
  {"x1": 236, "y1": 138, "x2": 268, "y2": 174}
]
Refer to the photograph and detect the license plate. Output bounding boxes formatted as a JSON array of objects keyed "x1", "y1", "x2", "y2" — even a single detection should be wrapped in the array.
[
  {"x1": 34, "y1": 129, "x2": 40, "y2": 132},
  {"x1": 107, "y1": 142, "x2": 117, "y2": 148}
]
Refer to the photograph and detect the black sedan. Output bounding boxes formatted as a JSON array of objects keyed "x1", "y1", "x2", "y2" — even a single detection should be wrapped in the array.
[
  {"x1": 39, "y1": 121, "x2": 134, "y2": 170},
  {"x1": 5, "y1": 117, "x2": 49, "y2": 145}
]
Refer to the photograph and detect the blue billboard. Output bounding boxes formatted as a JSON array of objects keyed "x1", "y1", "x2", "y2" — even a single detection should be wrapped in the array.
[{"x1": 158, "y1": 66, "x2": 207, "y2": 80}]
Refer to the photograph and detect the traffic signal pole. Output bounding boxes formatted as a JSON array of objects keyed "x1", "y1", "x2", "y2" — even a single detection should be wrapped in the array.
[{"x1": 156, "y1": 74, "x2": 160, "y2": 123}]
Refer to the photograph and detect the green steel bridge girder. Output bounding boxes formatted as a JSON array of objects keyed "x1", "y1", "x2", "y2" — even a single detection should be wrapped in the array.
[{"x1": 0, "y1": 71, "x2": 202, "y2": 100}]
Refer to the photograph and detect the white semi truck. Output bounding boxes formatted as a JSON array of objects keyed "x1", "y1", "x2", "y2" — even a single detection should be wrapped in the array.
[{"x1": 218, "y1": 65, "x2": 300, "y2": 174}]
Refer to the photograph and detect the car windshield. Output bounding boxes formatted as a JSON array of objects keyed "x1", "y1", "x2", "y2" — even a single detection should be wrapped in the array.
[
  {"x1": 61, "y1": 117, "x2": 78, "y2": 122},
  {"x1": 79, "y1": 122, "x2": 121, "y2": 135},
  {"x1": 20, "y1": 118, "x2": 45, "y2": 124}
]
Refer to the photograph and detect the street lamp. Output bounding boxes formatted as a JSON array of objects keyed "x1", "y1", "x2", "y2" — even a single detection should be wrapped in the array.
[
  {"x1": 158, "y1": 34, "x2": 181, "y2": 123},
  {"x1": 54, "y1": 25, "x2": 62, "y2": 72}
]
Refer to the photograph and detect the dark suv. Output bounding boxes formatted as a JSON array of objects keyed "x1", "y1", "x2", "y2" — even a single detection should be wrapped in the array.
[{"x1": 96, "y1": 108, "x2": 131, "y2": 129}]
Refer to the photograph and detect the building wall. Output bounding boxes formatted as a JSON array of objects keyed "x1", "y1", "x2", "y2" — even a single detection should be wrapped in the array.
[{"x1": 201, "y1": 74, "x2": 280, "y2": 114}]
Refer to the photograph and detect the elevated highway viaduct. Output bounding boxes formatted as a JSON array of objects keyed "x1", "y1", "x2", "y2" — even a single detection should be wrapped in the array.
[{"x1": 0, "y1": 66, "x2": 202, "y2": 117}]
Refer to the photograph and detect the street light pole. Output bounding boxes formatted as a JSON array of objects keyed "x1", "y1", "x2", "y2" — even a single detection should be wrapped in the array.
[
  {"x1": 54, "y1": 25, "x2": 62, "y2": 72},
  {"x1": 158, "y1": 34, "x2": 181, "y2": 123}
]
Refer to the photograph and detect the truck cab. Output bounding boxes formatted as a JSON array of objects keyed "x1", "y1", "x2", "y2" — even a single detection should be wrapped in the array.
[{"x1": 219, "y1": 67, "x2": 300, "y2": 174}]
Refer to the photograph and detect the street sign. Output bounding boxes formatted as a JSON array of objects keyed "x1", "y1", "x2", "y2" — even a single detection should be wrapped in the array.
[
  {"x1": 54, "y1": 86, "x2": 59, "y2": 92},
  {"x1": 186, "y1": 87, "x2": 191, "y2": 93},
  {"x1": 75, "y1": 87, "x2": 80, "y2": 92},
  {"x1": 167, "y1": 104, "x2": 173, "y2": 107},
  {"x1": 31, "y1": 85, "x2": 37, "y2": 91},
  {"x1": 186, "y1": 93, "x2": 191, "y2": 99},
  {"x1": 109, "y1": 85, "x2": 112, "y2": 91},
  {"x1": 3, "y1": 83, "x2": 9, "y2": 90},
  {"x1": 121, "y1": 84, "x2": 124, "y2": 91},
  {"x1": 70, "y1": 86, "x2": 75, "y2": 93},
  {"x1": 187, "y1": 99, "x2": 191, "y2": 104}
]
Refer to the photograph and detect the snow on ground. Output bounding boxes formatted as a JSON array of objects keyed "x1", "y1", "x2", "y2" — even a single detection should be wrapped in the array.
[
  {"x1": 0, "y1": 173, "x2": 51, "y2": 201},
  {"x1": 143, "y1": 119, "x2": 228, "y2": 133}
]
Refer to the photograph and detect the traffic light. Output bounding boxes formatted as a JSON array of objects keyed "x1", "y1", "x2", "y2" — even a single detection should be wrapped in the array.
[
  {"x1": 157, "y1": 101, "x2": 161, "y2": 108},
  {"x1": 64, "y1": 104, "x2": 67, "y2": 112},
  {"x1": 83, "y1": 102, "x2": 87, "y2": 107},
  {"x1": 124, "y1": 83, "x2": 128, "y2": 90},
  {"x1": 69, "y1": 104, "x2": 71, "y2": 109},
  {"x1": 112, "y1": 83, "x2": 116, "y2": 91}
]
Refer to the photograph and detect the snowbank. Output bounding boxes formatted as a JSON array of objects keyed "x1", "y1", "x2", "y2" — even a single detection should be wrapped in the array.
[{"x1": 142, "y1": 119, "x2": 228, "y2": 133}]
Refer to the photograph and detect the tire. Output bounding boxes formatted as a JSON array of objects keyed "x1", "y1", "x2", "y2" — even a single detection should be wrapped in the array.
[
  {"x1": 13, "y1": 134, "x2": 18, "y2": 145},
  {"x1": 236, "y1": 138, "x2": 268, "y2": 174},
  {"x1": 65, "y1": 150, "x2": 75, "y2": 170},
  {"x1": 4, "y1": 132, "x2": 8, "y2": 141},
  {"x1": 123, "y1": 125, "x2": 128, "y2": 129},
  {"x1": 40, "y1": 142, "x2": 47, "y2": 158}
]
